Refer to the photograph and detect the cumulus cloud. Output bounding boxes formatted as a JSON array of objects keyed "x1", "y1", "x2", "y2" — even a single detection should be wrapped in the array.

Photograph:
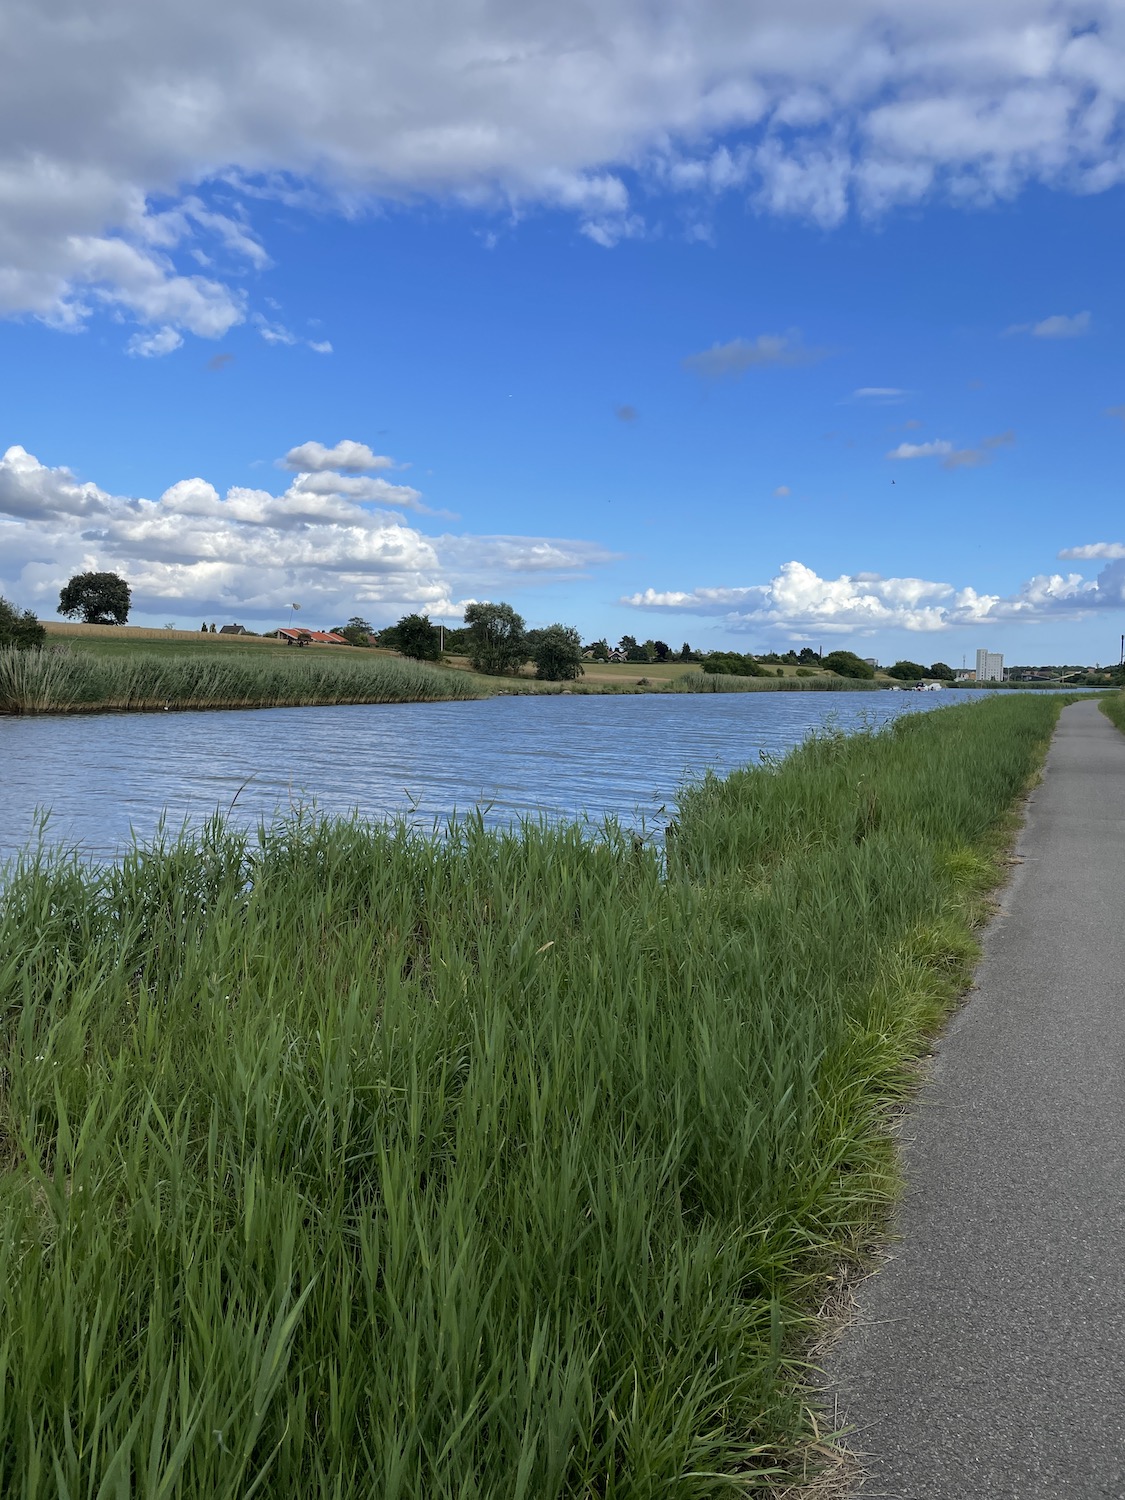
[
  {"x1": 9, "y1": 2, "x2": 1125, "y2": 343},
  {"x1": 1006, "y1": 311, "x2": 1092, "y2": 338},
  {"x1": 283, "y1": 440, "x2": 395, "y2": 473},
  {"x1": 1058, "y1": 541, "x2": 1125, "y2": 560},
  {"x1": 0, "y1": 444, "x2": 617, "y2": 623},
  {"x1": 683, "y1": 331, "x2": 828, "y2": 378},
  {"x1": 622, "y1": 557, "x2": 1109, "y2": 634}
]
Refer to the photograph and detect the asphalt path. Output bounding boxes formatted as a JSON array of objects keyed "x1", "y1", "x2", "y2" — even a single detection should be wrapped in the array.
[{"x1": 828, "y1": 699, "x2": 1125, "y2": 1499}]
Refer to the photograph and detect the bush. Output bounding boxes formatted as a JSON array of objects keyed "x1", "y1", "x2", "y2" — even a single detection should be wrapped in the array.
[
  {"x1": 887, "y1": 660, "x2": 928, "y2": 681},
  {"x1": 0, "y1": 597, "x2": 45, "y2": 651},
  {"x1": 820, "y1": 651, "x2": 874, "y2": 680},
  {"x1": 700, "y1": 652, "x2": 768, "y2": 677}
]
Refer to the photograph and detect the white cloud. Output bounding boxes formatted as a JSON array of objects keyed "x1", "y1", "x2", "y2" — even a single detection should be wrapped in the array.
[
  {"x1": 308, "y1": 339, "x2": 333, "y2": 354},
  {"x1": 888, "y1": 439, "x2": 954, "y2": 459},
  {"x1": 773, "y1": 485, "x2": 791, "y2": 497},
  {"x1": 254, "y1": 314, "x2": 298, "y2": 346},
  {"x1": 1006, "y1": 310, "x2": 1092, "y2": 337},
  {"x1": 1058, "y1": 541, "x2": 1125, "y2": 560},
  {"x1": 6, "y1": 4, "x2": 1125, "y2": 342},
  {"x1": 0, "y1": 444, "x2": 618, "y2": 623},
  {"x1": 622, "y1": 556, "x2": 1109, "y2": 634},
  {"x1": 853, "y1": 386, "x2": 907, "y2": 400},
  {"x1": 283, "y1": 440, "x2": 395, "y2": 473},
  {"x1": 683, "y1": 331, "x2": 828, "y2": 378},
  {"x1": 126, "y1": 326, "x2": 184, "y2": 358},
  {"x1": 887, "y1": 430, "x2": 1014, "y2": 468}
]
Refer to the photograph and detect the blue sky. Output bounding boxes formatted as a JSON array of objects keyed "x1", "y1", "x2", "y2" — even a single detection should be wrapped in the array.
[{"x1": 3, "y1": 1, "x2": 1125, "y2": 665}]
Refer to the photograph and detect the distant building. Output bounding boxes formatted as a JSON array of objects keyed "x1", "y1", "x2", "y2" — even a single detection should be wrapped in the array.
[
  {"x1": 955, "y1": 668, "x2": 976, "y2": 682},
  {"x1": 218, "y1": 623, "x2": 248, "y2": 635},
  {"x1": 975, "y1": 648, "x2": 1004, "y2": 682},
  {"x1": 863, "y1": 657, "x2": 878, "y2": 668},
  {"x1": 277, "y1": 628, "x2": 348, "y2": 646}
]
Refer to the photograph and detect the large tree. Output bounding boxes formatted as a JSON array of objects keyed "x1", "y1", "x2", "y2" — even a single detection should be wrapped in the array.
[
  {"x1": 331, "y1": 615, "x2": 375, "y2": 647},
  {"x1": 464, "y1": 601, "x2": 527, "y2": 676},
  {"x1": 57, "y1": 571, "x2": 131, "y2": 625},
  {"x1": 533, "y1": 624, "x2": 584, "y2": 682},
  {"x1": 393, "y1": 613, "x2": 442, "y2": 661},
  {"x1": 0, "y1": 597, "x2": 45, "y2": 650}
]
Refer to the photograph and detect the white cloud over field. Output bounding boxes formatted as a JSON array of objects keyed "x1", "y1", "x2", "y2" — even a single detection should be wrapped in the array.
[
  {"x1": 0, "y1": 444, "x2": 618, "y2": 623},
  {"x1": 4, "y1": 2, "x2": 1125, "y2": 342},
  {"x1": 623, "y1": 557, "x2": 1123, "y2": 635}
]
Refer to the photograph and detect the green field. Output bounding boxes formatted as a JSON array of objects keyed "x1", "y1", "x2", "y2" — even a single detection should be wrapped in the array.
[{"x1": 0, "y1": 695, "x2": 1062, "y2": 1494}]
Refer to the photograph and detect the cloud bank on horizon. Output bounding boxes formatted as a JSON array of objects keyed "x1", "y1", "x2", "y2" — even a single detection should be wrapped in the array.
[
  {"x1": 623, "y1": 557, "x2": 1125, "y2": 636},
  {"x1": 5, "y1": 1, "x2": 1125, "y2": 347},
  {"x1": 0, "y1": 444, "x2": 618, "y2": 624},
  {"x1": 3, "y1": 441, "x2": 1122, "y2": 640}
]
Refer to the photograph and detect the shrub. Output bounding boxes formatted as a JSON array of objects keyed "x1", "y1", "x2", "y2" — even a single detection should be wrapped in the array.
[{"x1": 0, "y1": 597, "x2": 45, "y2": 651}]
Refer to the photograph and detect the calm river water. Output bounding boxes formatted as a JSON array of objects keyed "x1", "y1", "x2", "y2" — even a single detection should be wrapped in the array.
[{"x1": 1, "y1": 689, "x2": 995, "y2": 860}]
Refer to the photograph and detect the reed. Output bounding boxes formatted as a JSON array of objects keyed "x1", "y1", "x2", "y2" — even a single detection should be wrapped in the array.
[
  {"x1": 0, "y1": 646, "x2": 488, "y2": 713},
  {"x1": 0, "y1": 696, "x2": 1061, "y2": 1494},
  {"x1": 671, "y1": 670, "x2": 881, "y2": 692}
]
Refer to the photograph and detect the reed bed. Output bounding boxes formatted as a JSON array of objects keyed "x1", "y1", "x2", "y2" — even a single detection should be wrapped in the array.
[
  {"x1": 0, "y1": 646, "x2": 487, "y2": 713},
  {"x1": 670, "y1": 671, "x2": 880, "y2": 693},
  {"x1": 0, "y1": 696, "x2": 1062, "y2": 1495}
]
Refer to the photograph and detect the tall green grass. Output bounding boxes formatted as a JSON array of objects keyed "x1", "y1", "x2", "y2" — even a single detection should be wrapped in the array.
[
  {"x1": 0, "y1": 696, "x2": 1061, "y2": 1494},
  {"x1": 1098, "y1": 689, "x2": 1125, "y2": 732},
  {"x1": 0, "y1": 646, "x2": 487, "y2": 713}
]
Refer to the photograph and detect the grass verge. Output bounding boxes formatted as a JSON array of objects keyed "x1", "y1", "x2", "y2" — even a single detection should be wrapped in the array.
[
  {"x1": 1098, "y1": 689, "x2": 1125, "y2": 733},
  {"x1": 0, "y1": 695, "x2": 1062, "y2": 1494}
]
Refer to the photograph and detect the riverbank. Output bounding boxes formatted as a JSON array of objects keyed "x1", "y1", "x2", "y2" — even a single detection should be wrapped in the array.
[
  {"x1": 0, "y1": 695, "x2": 1062, "y2": 1492},
  {"x1": 1, "y1": 645, "x2": 886, "y2": 714}
]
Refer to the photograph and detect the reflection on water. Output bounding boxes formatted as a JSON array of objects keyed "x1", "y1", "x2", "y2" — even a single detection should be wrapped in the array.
[{"x1": 1, "y1": 689, "x2": 994, "y2": 860}]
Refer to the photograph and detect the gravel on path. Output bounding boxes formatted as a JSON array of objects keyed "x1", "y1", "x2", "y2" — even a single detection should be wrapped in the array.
[{"x1": 827, "y1": 698, "x2": 1125, "y2": 1500}]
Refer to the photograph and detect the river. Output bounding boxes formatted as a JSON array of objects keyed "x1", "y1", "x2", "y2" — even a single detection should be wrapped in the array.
[{"x1": 1, "y1": 688, "x2": 1000, "y2": 859}]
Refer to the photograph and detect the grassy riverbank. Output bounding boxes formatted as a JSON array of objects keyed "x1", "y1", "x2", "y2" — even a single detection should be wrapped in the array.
[
  {"x1": 0, "y1": 696, "x2": 1061, "y2": 1494},
  {"x1": 0, "y1": 646, "x2": 488, "y2": 713},
  {"x1": 1099, "y1": 689, "x2": 1125, "y2": 732},
  {"x1": 0, "y1": 645, "x2": 892, "y2": 714}
]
